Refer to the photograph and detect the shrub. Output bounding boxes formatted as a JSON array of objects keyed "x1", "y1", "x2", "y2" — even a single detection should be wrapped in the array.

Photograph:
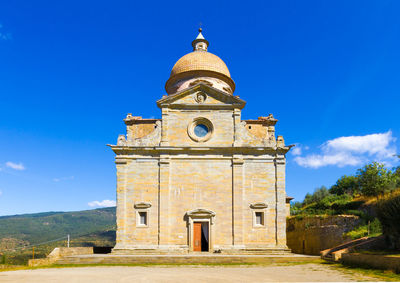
[
  {"x1": 343, "y1": 218, "x2": 382, "y2": 240},
  {"x1": 376, "y1": 193, "x2": 400, "y2": 249},
  {"x1": 345, "y1": 225, "x2": 368, "y2": 240}
]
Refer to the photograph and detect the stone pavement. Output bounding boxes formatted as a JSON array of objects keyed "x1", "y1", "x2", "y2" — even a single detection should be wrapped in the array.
[{"x1": 0, "y1": 264, "x2": 374, "y2": 282}]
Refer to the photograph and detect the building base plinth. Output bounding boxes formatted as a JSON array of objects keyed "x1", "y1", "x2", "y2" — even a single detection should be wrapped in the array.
[{"x1": 112, "y1": 245, "x2": 291, "y2": 255}]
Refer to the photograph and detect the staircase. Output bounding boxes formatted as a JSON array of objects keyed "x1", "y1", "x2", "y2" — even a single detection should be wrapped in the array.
[{"x1": 321, "y1": 235, "x2": 384, "y2": 261}]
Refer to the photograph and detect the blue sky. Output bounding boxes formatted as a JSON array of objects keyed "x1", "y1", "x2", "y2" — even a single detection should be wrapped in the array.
[{"x1": 0, "y1": 1, "x2": 399, "y2": 215}]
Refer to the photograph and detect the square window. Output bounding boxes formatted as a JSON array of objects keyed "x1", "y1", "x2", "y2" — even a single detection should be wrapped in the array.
[
  {"x1": 255, "y1": 212, "x2": 264, "y2": 226},
  {"x1": 139, "y1": 211, "x2": 147, "y2": 226}
]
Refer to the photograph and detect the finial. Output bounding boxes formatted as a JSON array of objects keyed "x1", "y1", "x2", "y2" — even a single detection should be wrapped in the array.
[{"x1": 192, "y1": 27, "x2": 209, "y2": 51}]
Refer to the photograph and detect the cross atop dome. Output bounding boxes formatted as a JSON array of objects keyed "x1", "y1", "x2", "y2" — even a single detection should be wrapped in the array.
[{"x1": 192, "y1": 28, "x2": 209, "y2": 51}]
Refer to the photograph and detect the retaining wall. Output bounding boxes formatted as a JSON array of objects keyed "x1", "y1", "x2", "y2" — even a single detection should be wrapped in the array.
[
  {"x1": 341, "y1": 253, "x2": 400, "y2": 273},
  {"x1": 286, "y1": 215, "x2": 361, "y2": 255}
]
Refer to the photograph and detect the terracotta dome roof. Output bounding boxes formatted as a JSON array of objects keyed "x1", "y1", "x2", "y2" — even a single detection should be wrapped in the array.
[
  {"x1": 170, "y1": 51, "x2": 231, "y2": 78},
  {"x1": 165, "y1": 29, "x2": 235, "y2": 95}
]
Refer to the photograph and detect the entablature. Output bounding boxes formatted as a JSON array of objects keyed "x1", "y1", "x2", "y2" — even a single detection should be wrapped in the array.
[{"x1": 108, "y1": 145, "x2": 293, "y2": 156}]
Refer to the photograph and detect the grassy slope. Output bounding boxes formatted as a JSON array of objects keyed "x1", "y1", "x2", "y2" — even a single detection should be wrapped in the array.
[
  {"x1": 0, "y1": 207, "x2": 116, "y2": 264},
  {"x1": 0, "y1": 207, "x2": 116, "y2": 245}
]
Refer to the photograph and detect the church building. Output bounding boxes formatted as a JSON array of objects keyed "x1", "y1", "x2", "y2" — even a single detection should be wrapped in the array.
[{"x1": 110, "y1": 29, "x2": 293, "y2": 254}]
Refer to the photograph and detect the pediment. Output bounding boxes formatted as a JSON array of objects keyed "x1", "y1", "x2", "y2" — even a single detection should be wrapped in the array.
[
  {"x1": 250, "y1": 202, "x2": 268, "y2": 209},
  {"x1": 134, "y1": 202, "x2": 152, "y2": 209},
  {"x1": 186, "y1": 208, "x2": 216, "y2": 217},
  {"x1": 157, "y1": 83, "x2": 246, "y2": 109}
]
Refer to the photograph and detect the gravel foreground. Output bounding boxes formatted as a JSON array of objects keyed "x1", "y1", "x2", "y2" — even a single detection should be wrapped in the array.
[{"x1": 0, "y1": 264, "x2": 381, "y2": 282}]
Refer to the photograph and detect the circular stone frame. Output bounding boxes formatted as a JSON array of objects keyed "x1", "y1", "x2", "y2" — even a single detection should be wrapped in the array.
[{"x1": 187, "y1": 117, "x2": 214, "y2": 142}]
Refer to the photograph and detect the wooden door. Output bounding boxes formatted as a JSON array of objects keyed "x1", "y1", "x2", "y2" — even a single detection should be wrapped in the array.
[{"x1": 193, "y1": 222, "x2": 202, "y2": 251}]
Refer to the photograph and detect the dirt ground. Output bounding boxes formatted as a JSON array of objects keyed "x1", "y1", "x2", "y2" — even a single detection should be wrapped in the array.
[{"x1": 0, "y1": 264, "x2": 379, "y2": 282}]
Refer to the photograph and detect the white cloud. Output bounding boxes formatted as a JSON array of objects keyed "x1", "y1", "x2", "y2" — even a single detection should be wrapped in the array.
[
  {"x1": 322, "y1": 131, "x2": 396, "y2": 158},
  {"x1": 294, "y1": 131, "x2": 397, "y2": 169},
  {"x1": 291, "y1": 144, "x2": 310, "y2": 156},
  {"x1": 88, "y1": 200, "x2": 116, "y2": 208},
  {"x1": 295, "y1": 152, "x2": 362, "y2": 168},
  {"x1": 53, "y1": 176, "x2": 74, "y2": 182},
  {"x1": 0, "y1": 190, "x2": 2, "y2": 197},
  {"x1": 291, "y1": 145, "x2": 302, "y2": 156},
  {"x1": 5, "y1": 162, "x2": 25, "y2": 171}
]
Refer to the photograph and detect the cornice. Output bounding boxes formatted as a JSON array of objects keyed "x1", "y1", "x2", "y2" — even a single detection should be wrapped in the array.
[{"x1": 108, "y1": 144, "x2": 292, "y2": 155}]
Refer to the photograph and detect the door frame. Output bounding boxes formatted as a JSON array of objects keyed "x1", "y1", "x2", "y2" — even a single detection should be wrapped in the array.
[{"x1": 186, "y1": 209, "x2": 215, "y2": 252}]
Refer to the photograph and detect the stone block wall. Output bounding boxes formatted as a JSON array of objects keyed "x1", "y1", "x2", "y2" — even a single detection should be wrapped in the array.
[
  {"x1": 243, "y1": 161, "x2": 276, "y2": 246},
  {"x1": 169, "y1": 159, "x2": 233, "y2": 247},
  {"x1": 114, "y1": 152, "x2": 288, "y2": 252},
  {"x1": 166, "y1": 109, "x2": 235, "y2": 147},
  {"x1": 111, "y1": 84, "x2": 292, "y2": 253},
  {"x1": 286, "y1": 215, "x2": 362, "y2": 255}
]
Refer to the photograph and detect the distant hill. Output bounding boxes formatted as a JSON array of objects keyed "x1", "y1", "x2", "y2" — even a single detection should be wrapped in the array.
[{"x1": 0, "y1": 207, "x2": 116, "y2": 251}]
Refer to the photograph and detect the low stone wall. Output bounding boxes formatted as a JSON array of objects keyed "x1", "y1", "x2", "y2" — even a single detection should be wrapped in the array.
[
  {"x1": 27, "y1": 257, "x2": 54, "y2": 267},
  {"x1": 28, "y1": 247, "x2": 93, "y2": 267},
  {"x1": 287, "y1": 215, "x2": 361, "y2": 255},
  {"x1": 341, "y1": 253, "x2": 400, "y2": 273},
  {"x1": 53, "y1": 247, "x2": 93, "y2": 257}
]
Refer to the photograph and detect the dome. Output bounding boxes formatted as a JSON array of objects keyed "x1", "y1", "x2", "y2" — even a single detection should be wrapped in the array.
[
  {"x1": 165, "y1": 29, "x2": 235, "y2": 95},
  {"x1": 170, "y1": 51, "x2": 231, "y2": 78}
]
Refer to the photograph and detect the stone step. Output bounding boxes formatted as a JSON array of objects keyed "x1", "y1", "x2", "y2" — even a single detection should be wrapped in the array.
[
  {"x1": 112, "y1": 248, "x2": 293, "y2": 256},
  {"x1": 55, "y1": 254, "x2": 318, "y2": 265}
]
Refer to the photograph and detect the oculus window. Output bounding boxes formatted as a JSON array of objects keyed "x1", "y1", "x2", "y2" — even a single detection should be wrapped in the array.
[
  {"x1": 194, "y1": 124, "x2": 209, "y2": 137},
  {"x1": 187, "y1": 117, "x2": 214, "y2": 142}
]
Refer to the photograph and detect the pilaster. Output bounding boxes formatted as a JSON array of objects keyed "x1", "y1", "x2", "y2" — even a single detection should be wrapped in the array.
[
  {"x1": 233, "y1": 108, "x2": 241, "y2": 146},
  {"x1": 158, "y1": 155, "x2": 170, "y2": 246},
  {"x1": 160, "y1": 108, "x2": 169, "y2": 146},
  {"x1": 114, "y1": 158, "x2": 128, "y2": 249},
  {"x1": 232, "y1": 155, "x2": 244, "y2": 247},
  {"x1": 274, "y1": 156, "x2": 287, "y2": 248}
]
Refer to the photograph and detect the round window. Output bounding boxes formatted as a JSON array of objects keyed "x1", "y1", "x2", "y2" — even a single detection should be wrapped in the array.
[
  {"x1": 194, "y1": 124, "x2": 209, "y2": 137},
  {"x1": 187, "y1": 118, "x2": 213, "y2": 142}
]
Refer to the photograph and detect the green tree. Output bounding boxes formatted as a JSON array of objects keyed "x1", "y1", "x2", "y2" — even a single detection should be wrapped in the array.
[
  {"x1": 393, "y1": 166, "x2": 400, "y2": 188},
  {"x1": 303, "y1": 186, "x2": 330, "y2": 205},
  {"x1": 329, "y1": 175, "x2": 359, "y2": 196},
  {"x1": 290, "y1": 201, "x2": 302, "y2": 215},
  {"x1": 357, "y1": 162, "x2": 396, "y2": 197}
]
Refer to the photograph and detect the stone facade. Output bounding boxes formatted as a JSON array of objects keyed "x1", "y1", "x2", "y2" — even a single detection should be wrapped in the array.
[{"x1": 109, "y1": 30, "x2": 292, "y2": 254}]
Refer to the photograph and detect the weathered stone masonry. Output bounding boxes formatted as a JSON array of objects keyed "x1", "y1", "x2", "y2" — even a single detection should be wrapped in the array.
[{"x1": 109, "y1": 29, "x2": 293, "y2": 254}]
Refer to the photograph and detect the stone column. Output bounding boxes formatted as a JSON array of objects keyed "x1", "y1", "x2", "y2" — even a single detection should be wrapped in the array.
[
  {"x1": 114, "y1": 158, "x2": 128, "y2": 250},
  {"x1": 275, "y1": 156, "x2": 288, "y2": 248},
  {"x1": 158, "y1": 155, "x2": 170, "y2": 247},
  {"x1": 232, "y1": 155, "x2": 245, "y2": 248}
]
